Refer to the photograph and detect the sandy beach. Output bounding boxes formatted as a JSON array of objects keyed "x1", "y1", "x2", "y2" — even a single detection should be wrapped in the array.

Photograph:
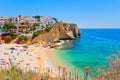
[{"x1": 0, "y1": 43, "x2": 58, "y2": 74}]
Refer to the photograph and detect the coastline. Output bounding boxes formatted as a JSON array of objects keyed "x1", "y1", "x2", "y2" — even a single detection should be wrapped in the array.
[
  {"x1": 50, "y1": 41, "x2": 80, "y2": 71},
  {"x1": 0, "y1": 40, "x2": 83, "y2": 78},
  {"x1": 0, "y1": 40, "x2": 92, "y2": 79}
]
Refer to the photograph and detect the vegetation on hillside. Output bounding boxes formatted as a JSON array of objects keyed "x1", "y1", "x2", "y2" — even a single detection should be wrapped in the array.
[
  {"x1": 9, "y1": 32, "x2": 18, "y2": 39},
  {"x1": 16, "y1": 35, "x2": 28, "y2": 44},
  {"x1": 18, "y1": 35, "x2": 27, "y2": 40},
  {"x1": 45, "y1": 24, "x2": 53, "y2": 32},
  {"x1": 33, "y1": 15, "x2": 42, "y2": 22},
  {"x1": 32, "y1": 31, "x2": 41, "y2": 39},
  {"x1": 20, "y1": 22, "x2": 29, "y2": 25},
  {"x1": 30, "y1": 23, "x2": 39, "y2": 30},
  {"x1": 3, "y1": 22, "x2": 16, "y2": 29}
]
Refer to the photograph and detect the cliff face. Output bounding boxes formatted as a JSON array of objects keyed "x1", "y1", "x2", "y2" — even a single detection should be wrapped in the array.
[
  {"x1": 31, "y1": 30, "x2": 59, "y2": 44},
  {"x1": 69, "y1": 24, "x2": 80, "y2": 38},
  {"x1": 32, "y1": 22, "x2": 80, "y2": 44},
  {"x1": 53, "y1": 22, "x2": 80, "y2": 40}
]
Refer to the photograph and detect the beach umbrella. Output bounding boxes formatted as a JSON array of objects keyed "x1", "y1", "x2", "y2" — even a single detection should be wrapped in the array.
[{"x1": 10, "y1": 47, "x2": 16, "y2": 50}]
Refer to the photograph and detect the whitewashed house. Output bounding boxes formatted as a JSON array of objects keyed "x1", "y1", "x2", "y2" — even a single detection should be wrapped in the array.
[
  {"x1": 0, "y1": 16, "x2": 9, "y2": 24},
  {"x1": 40, "y1": 16, "x2": 56, "y2": 27}
]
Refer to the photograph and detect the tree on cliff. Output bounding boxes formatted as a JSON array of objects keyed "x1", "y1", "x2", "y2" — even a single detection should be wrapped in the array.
[
  {"x1": 33, "y1": 15, "x2": 42, "y2": 22},
  {"x1": 52, "y1": 18, "x2": 59, "y2": 23}
]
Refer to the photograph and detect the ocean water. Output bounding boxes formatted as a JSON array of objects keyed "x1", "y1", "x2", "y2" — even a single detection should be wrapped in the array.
[{"x1": 52, "y1": 29, "x2": 120, "y2": 73}]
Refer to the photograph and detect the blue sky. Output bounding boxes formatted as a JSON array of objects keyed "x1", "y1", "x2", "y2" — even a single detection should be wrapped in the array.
[{"x1": 0, "y1": 0, "x2": 120, "y2": 28}]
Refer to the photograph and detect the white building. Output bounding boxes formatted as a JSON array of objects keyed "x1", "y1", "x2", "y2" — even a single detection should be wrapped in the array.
[
  {"x1": 40, "y1": 16, "x2": 56, "y2": 27},
  {"x1": 11, "y1": 16, "x2": 25, "y2": 24},
  {"x1": 24, "y1": 17, "x2": 38, "y2": 26},
  {"x1": 0, "y1": 16, "x2": 9, "y2": 24}
]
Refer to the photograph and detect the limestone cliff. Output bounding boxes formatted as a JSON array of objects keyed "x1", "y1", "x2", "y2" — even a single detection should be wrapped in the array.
[
  {"x1": 52, "y1": 22, "x2": 80, "y2": 40},
  {"x1": 32, "y1": 22, "x2": 80, "y2": 44},
  {"x1": 69, "y1": 24, "x2": 80, "y2": 38}
]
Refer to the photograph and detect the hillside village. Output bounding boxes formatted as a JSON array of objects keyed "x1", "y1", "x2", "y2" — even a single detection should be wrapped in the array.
[
  {"x1": 0, "y1": 15, "x2": 80, "y2": 46},
  {"x1": 0, "y1": 15, "x2": 57, "y2": 43}
]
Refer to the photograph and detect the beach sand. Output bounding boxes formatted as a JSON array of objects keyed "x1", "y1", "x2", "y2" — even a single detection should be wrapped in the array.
[{"x1": 0, "y1": 43, "x2": 62, "y2": 77}]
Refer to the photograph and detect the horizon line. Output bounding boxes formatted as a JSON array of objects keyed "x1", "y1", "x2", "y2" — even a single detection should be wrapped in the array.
[{"x1": 79, "y1": 27, "x2": 120, "y2": 29}]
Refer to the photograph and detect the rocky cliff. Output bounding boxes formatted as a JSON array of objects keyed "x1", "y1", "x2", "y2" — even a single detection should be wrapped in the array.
[
  {"x1": 69, "y1": 24, "x2": 80, "y2": 38},
  {"x1": 52, "y1": 22, "x2": 80, "y2": 40},
  {"x1": 32, "y1": 22, "x2": 80, "y2": 44}
]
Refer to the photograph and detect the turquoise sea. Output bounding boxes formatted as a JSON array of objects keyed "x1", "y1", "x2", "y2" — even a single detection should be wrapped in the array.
[{"x1": 52, "y1": 29, "x2": 120, "y2": 73}]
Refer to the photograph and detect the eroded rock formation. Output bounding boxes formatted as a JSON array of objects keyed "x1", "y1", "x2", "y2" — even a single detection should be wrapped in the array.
[
  {"x1": 32, "y1": 22, "x2": 80, "y2": 45},
  {"x1": 53, "y1": 22, "x2": 80, "y2": 40}
]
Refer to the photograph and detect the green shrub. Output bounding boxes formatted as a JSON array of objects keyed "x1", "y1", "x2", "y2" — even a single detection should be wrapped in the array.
[
  {"x1": 0, "y1": 66, "x2": 39, "y2": 80},
  {"x1": 9, "y1": 32, "x2": 18, "y2": 39},
  {"x1": 24, "y1": 30, "x2": 29, "y2": 34},
  {"x1": 32, "y1": 31, "x2": 41, "y2": 39},
  {"x1": 19, "y1": 35, "x2": 27, "y2": 40},
  {"x1": 30, "y1": 23, "x2": 39, "y2": 30},
  {"x1": 45, "y1": 25, "x2": 52, "y2": 32},
  {"x1": 3, "y1": 22, "x2": 16, "y2": 29},
  {"x1": 20, "y1": 22, "x2": 29, "y2": 25},
  {"x1": 96, "y1": 54, "x2": 120, "y2": 80}
]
